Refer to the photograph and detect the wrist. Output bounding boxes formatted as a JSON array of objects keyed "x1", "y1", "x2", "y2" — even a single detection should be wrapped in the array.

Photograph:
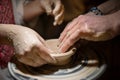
[
  {"x1": 89, "y1": 7, "x2": 103, "y2": 15},
  {"x1": 106, "y1": 11, "x2": 120, "y2": 36},
  {"x1": 23, "y1": 0, "x2": 44, "y2": 22},
  {"x1": 97, "y1": 0, "x2": 120, "y2": 15}
]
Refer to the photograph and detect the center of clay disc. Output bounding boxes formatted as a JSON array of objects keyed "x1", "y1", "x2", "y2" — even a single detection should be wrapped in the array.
[{"x1": 46, "y1": 39, "x2": 60, "y2": 54}]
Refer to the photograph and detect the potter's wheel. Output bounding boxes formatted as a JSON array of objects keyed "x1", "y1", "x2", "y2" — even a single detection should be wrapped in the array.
[{"x1": 8, "y1": 47, "x2": 107, "y2": 80}]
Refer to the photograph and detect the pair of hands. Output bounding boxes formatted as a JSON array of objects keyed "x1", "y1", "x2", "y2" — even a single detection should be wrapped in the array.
[
  {"x1": 11, "y1": 14, "x2": 115, "y2": 67},
  {"x1": 9, "y1": 0, "x2": 64, "y2": 67},
  {"x1": 18, "y1": 14, "x2": 115, "y2": 67},
  {"x1": 24, "y1": 0, "x2": 64, "y2": 26},
  {"x1": 59, "y1": 13, "x2": 116, "y2": 52},
  {"x1": 13, "y1": 0, "x2": 118, "y2": 66},
  {"x1": 7, "y1": 25, "x2": 56, "y2": 67},
  {"x1": 39, "y1": 0, "x2": 64, "y2": 26}
]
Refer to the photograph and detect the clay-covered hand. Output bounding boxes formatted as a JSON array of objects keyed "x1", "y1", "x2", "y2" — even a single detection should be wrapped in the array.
[
  {"x1": 40, "y1": 0, "x2": 64, "y2": 26},
  {"x1": 59, "y1": 15, "x2": 117, "y2": 52},
  {"x1": 9, "y1": 25, "x2": 56, "y2": 67}
]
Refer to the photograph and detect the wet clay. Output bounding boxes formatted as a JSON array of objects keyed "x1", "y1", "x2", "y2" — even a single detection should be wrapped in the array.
[
  {"x1": 46, "y1": 39, "x2": 60, "y2": 54},
  {"x1": 45, "y1": 39, "x2": 76, "y2": 65}
]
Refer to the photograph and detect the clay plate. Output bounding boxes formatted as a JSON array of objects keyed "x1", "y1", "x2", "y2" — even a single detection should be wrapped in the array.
[{"x1": 45, "y1": 39, "x2": 76, "y2": 65}]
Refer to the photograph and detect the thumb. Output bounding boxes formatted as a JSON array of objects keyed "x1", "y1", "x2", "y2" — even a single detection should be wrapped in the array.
[{"x1": 40, "y1": 1, "x2": 52, "y2": 15}]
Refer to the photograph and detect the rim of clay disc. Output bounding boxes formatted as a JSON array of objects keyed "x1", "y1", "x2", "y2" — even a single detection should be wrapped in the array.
[{"x1": 45, "y1": 39, "x2": 76, "y2": 57}]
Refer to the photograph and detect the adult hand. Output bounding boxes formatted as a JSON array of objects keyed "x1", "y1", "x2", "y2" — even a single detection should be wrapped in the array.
[
  {"x1": 10, "y1": 25, "x2": 56, "y2": 67},
  {"x1": 40, "y1": 0, "x2": 64, "y2": 26},
  {"x1": 59, "y1": 15, "x2": 116, "y2": 52}
]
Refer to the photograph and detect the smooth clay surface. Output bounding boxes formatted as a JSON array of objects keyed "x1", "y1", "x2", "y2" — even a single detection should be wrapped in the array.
[
  {"x1": 45, "y1": 39, "x2": 76, "y2": 65},
  {"x1": 46, "y1": 39, "x2": 60, "y2": 54}
]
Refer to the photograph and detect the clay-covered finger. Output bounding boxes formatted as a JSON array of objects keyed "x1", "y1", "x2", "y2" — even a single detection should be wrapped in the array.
[
  {"x1": 53, "y1": 5, "x2": 64, "y2": 26},
  {"x1": 53, "y1": 0, "x2": 62, "y2": 16},
  {"x1": 40, "y1": 0, "x2": 52, "y2": 15},
  {"x1": 59, "y1": 18, "x2": 79, "y2": 42},
  {"x1": 18, "y1": 56, "x2": 35, "y2": 66},
  {"x1": 37, "y1": 45, "x2": 57, "y2": 64},
  {"x1": 59, "y1": 29, "x2": 81, "y2": 52}
]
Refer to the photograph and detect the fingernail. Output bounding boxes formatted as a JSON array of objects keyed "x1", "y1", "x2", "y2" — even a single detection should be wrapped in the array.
[
  {"x1": 57, "y1": 40, "x2": 60, "y2": 47},
  {"x1": 53, "y1": 21, "x2": 57, "y2": 26}
]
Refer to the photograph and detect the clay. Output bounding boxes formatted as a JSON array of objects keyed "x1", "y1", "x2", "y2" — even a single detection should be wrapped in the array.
[
  {"x1": 46, "y1": 39, "x2": 60, "y2": 54},
  {"x1": 45, "y1": 39, "x2": 76, "y2": 65},
  {"x1": 8, "y1": 47, "x2": 107, "y2": 80}
]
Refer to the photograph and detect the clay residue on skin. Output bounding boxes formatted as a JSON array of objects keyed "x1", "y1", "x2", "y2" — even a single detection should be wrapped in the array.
[{"x1": 46, "y1": 39, "x2": 76, "y2": 55}]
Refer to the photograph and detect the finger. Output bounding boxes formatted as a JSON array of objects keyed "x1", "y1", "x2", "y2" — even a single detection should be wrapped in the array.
[
  {"x1": 16, "y1": 50, "x2": 34, "y2": 65},
  {"x1": 53, "y1": 5, "x2": 64, "y2": 26},
  {"x1": 37, "y1": 45, "x2": 56, "y2": 64},
  {"x1": 63, "y1": 17, "x2": 79, "y2": 32},
  {"x1": 19, "y1": 57, "x2": 46, "y2": 67},
  {"x1": 59, "y1": 29, "x2": 81, "y2": 52},
  {"x1": 40, "y1": 0, "x2": 52, "y2": 15},
  {"x1": 53, "y1": 0, "x2": 62, "y2": 16},
  {"x1": 31, "y1": 47, "x2": 48, "y2": 66},
  {"x1": 32, "y1": 30, "x2": 47, "y2": 47},
  {"x1": 59, "y1": 23, "x2": 73, "y2": 42},
  {"x1": 59, "y1": 31, "x2": 71, "y2": 48},
  {"x1": 58, "y1": 25, "x2": 78, "y2": 50},
  {"x1": 36, "y1": 33, "x2": 46, "y2": 46},
  {"x1": 45, "y1": 6, "x2": 52, "y2": 15},
  {"x1": 18, "y1": 57, "x2": 35, "y2": 66},
  {"x1": 19, "y1": 47, "x2": 48, "y2": 67},
  {"x1": 59, "y1": 23, "x2": 95, "y2": 52},
  {"x1": 59, "y1": 18, "x2": 79, "y2": 42}
]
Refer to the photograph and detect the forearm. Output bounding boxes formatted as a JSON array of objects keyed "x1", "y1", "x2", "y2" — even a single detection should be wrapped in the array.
[
  {"x1": 98, "y1": 0, "x2": 120, "y2": 14},
  {"x1": 107, "y1": 10, "x2": 120, "y2": 35},
  {"x1": 0, "y1": 24, "x2": 26, "y2": 45},
  {"x1": 0, "y1": 24, "x2": 17, "y2": 37},
  {"x1": 0, "y1": 24, "x2": 18, "y2": 45},
  {"x1": 23, "y1": 0, "x2": 44, "y2": 22}
]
